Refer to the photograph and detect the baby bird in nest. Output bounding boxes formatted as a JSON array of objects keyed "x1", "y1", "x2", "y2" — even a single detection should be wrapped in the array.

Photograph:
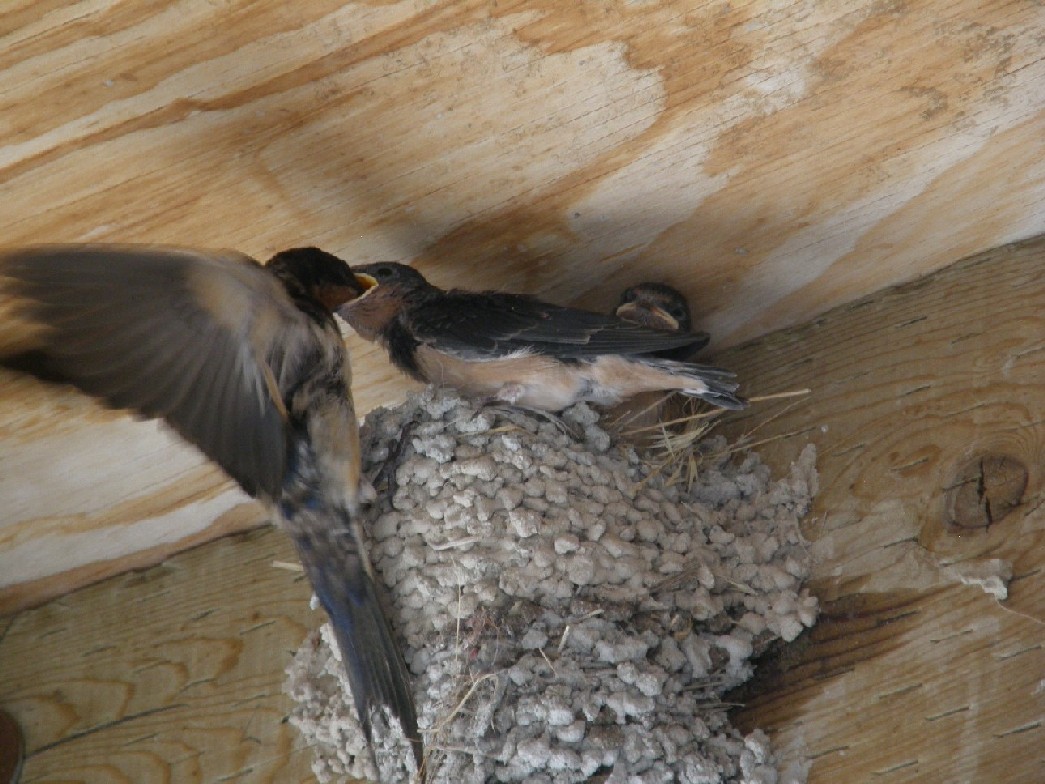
[
  {"x1": 606, "y1": 281, "x2": 713, "y2": 443},
  {"x1": 338, "y1": 262, "x2": 744, "y2": 413}
]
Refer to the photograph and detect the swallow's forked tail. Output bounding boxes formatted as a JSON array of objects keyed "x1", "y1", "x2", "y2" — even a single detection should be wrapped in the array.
[
  {"x1": 290, "y1": 511, "x2": 423, "y2": 780},
  {"x1": 642, "y1": 357, "x2": 747, "y2": 410}
]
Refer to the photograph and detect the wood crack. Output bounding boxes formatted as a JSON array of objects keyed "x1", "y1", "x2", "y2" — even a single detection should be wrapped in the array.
[{"x1": 29, "y1": 703, "x2": 187, "y2": 756}]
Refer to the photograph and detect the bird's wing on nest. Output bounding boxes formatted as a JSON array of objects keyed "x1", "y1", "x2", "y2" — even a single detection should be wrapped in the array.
[{"x1": 408, "y1": 289, "x2": 708, "y2": 360}]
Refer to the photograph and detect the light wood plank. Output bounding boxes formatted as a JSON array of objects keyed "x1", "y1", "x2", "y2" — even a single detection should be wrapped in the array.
[
  {"x1": 1, "y1": 0, "x2": 1043, "y2": 619},
  {"x1": 0, "y1": 528, "x2": 320, "y2": 783},
  {"x1": 716, "y1": 238, "x2": 1044, "y2": 783}
]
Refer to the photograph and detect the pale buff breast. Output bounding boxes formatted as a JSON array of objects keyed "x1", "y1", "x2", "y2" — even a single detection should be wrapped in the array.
[
  {"x1": 413, "y1": 347, "x2": 710, "y2": 411},
  {"x1": 414, "y1": 346, "x2": 591, "y2": 410}
]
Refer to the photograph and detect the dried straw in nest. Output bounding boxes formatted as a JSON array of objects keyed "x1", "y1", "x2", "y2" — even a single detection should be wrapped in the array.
[{"x1": 620, "y1": 389, "x2": 812, "y2": 492}]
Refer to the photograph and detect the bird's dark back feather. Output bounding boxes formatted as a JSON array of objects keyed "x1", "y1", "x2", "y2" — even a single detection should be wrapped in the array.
[
  {"x1": 383, "y1": 318, "x2": 425, "y2": 380},
  {"x1": 408, "y1": 289, "x2": 707, "y2": 360}
]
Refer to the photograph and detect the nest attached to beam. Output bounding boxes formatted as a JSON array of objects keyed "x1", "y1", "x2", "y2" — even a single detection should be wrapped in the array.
[{"x1": 285, "y1": 387, "x2": 818, "y2": 784}]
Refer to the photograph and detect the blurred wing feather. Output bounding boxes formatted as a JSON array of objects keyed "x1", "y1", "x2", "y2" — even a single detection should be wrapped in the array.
[{"x1": 1, "y1": 246, "x2": 316, "y2": 499}]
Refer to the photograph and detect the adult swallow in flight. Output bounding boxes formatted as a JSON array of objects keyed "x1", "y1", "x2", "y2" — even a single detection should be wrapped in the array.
[
  {"x1": 0, "y1": 245, "x2": 422, "y2": 776},
  {"x1": 615, "y1": 282, "x2": 706, "y2": 362},
  {"x1": 337, "y1": 262, "x2": 745, "y2": 412}
]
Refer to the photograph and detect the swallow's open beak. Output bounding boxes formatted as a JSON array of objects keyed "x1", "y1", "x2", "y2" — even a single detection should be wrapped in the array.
[
  {"x1": 354, "y1": 272, "x2": 378, "y2": 294},
  {"x1": 615, "y1": 302, "x2": 680, "y2": 332},
  {"x1": 335, "y1": 273, "x2": 378, "y2": 319}
]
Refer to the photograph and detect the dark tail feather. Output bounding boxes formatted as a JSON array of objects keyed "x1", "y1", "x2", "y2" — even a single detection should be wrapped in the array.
[
  {"x1": 289, "y1": 513, "x2": 423, "y2": 778},
  {"x1": 643, "y1": 358, "x2": 747, "y2": 410},
  {"x1": 323, "y1": 565, "x2": 424, "y2": 776}
]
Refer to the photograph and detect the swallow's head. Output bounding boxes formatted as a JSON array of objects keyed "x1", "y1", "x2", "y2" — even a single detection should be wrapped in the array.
[
  {"x1": 615, "y1": 282, "x2": 692, "y2": 333},
  {"x1": 268, "y1": 247, "x2": 367, "y2": 312},
  {"x1": 351, "y1": 261, "x2": 431, "y2": 295},
  {"x1": 338, "y1": 262, "x2": 435, "y2": 340}
]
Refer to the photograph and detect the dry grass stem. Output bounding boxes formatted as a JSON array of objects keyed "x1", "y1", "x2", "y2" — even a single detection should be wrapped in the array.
[
  {"x1": 637, "y1": 388, "x2": 812, "y2": 489},
  {"x1": 271, "y1": 560, "x2": 304, "y2": 572}
]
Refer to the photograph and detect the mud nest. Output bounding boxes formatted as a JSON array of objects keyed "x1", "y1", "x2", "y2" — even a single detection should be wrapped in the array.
[{"x1": 285, "y1": 388, "x2": 818, "y2": 784}]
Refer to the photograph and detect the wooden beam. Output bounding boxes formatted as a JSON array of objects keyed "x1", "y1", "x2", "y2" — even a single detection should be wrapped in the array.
[
  {"x1": 0, "y1": 528, "x2": 319, "y2": 783},
  {"x1": 1, "y1": 236, "x2": 1040, "y2": 782},
  {"x1": 716, "y1": 237, "x2": 1044, "y2": 782}
]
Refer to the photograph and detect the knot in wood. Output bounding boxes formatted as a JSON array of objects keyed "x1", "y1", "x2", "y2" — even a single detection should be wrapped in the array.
[{"x1": 944, "y1": 454, "x2": 1027, "y2": 531}]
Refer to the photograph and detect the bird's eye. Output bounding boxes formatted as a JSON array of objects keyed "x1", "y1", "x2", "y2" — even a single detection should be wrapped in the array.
[
  {"x1": 622, "y1": 289, "x2": 637, "y2": 303},
  {"x1": 374, "y1": 266, "x2": 394, "y2": 280},
  {"x1": 669, "y1": 306, "x2": 687, "y2": 320}
]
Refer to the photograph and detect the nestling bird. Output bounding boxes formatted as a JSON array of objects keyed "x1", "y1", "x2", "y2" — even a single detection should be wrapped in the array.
[
  {"x1": 608, "y1": 281, "x2": 705, "y2": 440},
  {"x1": 615, "y1": 282, "x2": 706, "y2": 361},
  {"x1": 0, "y1": 246, "x2": 422, "y2": 776},
  {"x1": 338, "y1": 262, "x2": 745, "y2": 412}
]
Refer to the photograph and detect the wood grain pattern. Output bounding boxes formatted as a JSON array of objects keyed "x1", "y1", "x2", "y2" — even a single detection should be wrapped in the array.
[
  {"x1": 715, "y1": 237, "x2": 1044, "y2": 783},
  {"x1": 0, "y1": 528, "x2": 319, "y2": 784},
  {"x1": 0, "y1": 370, "x2": 267, "y2": 613},
  {"x1": 1, "y1": 1, "x2": 1043, "y2": 608},
  {"x1": 0, "y1": 237, "x2": 1040, "y2": 783}
]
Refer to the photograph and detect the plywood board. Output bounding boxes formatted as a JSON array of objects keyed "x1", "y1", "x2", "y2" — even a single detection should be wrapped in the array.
[
  {"x1": 1, "y1": 236, "x2": 1041, "y2": 783},
  {"x1": 1, "y1": 0, "x2": 1043, "y2": 620},
  {"x1": 716, "y1": 238, "x2": 1044, "y2": 783},
  {"x1": 0, "y1": 529, "x2": 318, "y2": 783}
]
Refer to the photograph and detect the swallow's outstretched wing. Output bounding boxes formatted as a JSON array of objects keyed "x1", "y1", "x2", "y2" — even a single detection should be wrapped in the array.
[{"x1": 1, "y1": 245, "x2": 317, "y2": 499}]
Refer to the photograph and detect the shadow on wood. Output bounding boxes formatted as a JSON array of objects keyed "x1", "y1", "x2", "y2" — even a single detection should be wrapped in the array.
[{"x1": 717, "y1": 237, "x2": 1043, "y2": 783}]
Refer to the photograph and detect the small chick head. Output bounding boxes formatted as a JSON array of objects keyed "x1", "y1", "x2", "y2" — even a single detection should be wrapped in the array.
[{"x1": 615, "y1": 282, "x2": 692, "y2": 333}]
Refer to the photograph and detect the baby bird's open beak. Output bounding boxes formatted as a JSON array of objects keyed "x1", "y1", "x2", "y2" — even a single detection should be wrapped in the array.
[
  {"x1": 320, "y1": 272, "x2": 376, "y2": 313},
  {"x1": 334, "y1": 272, "x2": 377, "y2": 322},
  {"x1": 353, "y1": 272, "x2": 378, "y2": 294},
  {"x1": 615, "y1": 301, "x2": 680, "y2": 332}
]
